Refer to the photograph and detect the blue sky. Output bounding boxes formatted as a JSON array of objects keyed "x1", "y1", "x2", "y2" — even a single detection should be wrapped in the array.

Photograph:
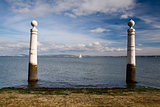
[{"x1": 0, "y1": 0, "x2": 160, "y2": 56}]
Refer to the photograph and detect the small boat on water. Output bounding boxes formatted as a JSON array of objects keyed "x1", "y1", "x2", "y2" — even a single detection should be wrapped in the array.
[{"x1": 79, "y1": 54, "x2": 82, "y2": 58}]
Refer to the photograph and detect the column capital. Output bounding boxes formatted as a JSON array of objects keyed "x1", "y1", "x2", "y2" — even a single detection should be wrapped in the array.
[
  {"x1": 128, "y1": 19, "x2": 135, "y2": 28},
  {"x1": 31, "y1": 20, "x2": 38, "y2": 32},
  {"x1": 31, "y1": 20, "x2": 38, "y2": 27}
]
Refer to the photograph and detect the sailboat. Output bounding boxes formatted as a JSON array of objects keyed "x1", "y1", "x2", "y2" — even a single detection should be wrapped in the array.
[{"x1": 79, "y1": 54, "x2": 82, "y2": 58}]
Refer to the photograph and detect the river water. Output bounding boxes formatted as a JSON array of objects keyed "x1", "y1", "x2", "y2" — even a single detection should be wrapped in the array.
[{"x1": 0, "y1": 56, "x2": 160, "y2": 89}]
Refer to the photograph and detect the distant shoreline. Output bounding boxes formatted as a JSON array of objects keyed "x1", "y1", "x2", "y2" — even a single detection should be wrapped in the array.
[{"x1": 0, "y1": 55, "x2": 160, "y2": 57}]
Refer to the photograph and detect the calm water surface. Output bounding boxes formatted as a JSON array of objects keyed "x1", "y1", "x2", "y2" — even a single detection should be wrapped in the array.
[{"x1": 0, "y1": 56, "x2": 160, "y2": 89}]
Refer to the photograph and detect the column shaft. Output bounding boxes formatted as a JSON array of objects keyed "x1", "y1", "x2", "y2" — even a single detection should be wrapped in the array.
[
  {"x1": 28, "y1": 21, "x2": 38, "y2": 82},
  {"x1": 126, "y1": 19, "x2": 136, "y2": 83}
]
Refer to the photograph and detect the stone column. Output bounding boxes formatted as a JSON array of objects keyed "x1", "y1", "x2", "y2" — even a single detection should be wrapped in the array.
[
  {"x1": 28, "y1": 20, "x2": 38, "y2": 82},
  {"x1": 126, "y1": 19, "x2": 136, "y2": 83}
]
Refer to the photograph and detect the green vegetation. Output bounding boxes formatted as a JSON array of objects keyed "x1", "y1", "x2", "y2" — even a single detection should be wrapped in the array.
[
  {"x1": 0, "y1": 87, "x2": 159, "y2": 95},
  {"x1": 29, "y1": 63, "x2": 37, "y2": 72}
]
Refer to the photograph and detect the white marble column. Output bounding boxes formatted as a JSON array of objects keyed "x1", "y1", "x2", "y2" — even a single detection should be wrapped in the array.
[
  {"x1": 126, "y1": 19, "x2": 136, "y2": 83},
  {"x1": 28, "y1": 20, "x2": 38, "y2": 82}
]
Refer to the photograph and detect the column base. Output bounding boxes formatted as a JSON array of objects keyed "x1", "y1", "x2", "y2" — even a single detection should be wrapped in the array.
[
  {"x1": 126, "y1": 64, "x2": 136, "y2": 83},
  {"x1": 28, "y1": 63, "x2": 38, "y2": 82}
]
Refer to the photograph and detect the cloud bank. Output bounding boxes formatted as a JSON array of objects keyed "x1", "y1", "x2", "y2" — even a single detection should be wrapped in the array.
[
  {"x1": 0, "y1": 40, "x2": 127, "y2": 55},
  {"x1": 6, "y1": 0, "x2": 135, "y2": 17},
  {"x1": 1, "y1": 40, "x2": 159, "y2": 56}
]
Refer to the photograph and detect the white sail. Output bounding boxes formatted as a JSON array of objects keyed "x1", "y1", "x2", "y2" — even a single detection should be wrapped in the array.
[{"x1": 79, "y1": 54, "x2": 82, "y2": 58}]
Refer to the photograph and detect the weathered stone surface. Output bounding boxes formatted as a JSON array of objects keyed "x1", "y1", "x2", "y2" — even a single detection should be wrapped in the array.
[
  {"x1": 126, "y1": 64, "x2": 136, "y2": 83},
  {"x1": 28, "y1": 63, "x2": 38, "y2": 82}
]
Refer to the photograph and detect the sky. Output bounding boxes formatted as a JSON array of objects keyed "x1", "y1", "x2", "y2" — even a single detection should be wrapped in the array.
[{"x1": 0, "y1": 0, "x2": 160, "y2": 56}]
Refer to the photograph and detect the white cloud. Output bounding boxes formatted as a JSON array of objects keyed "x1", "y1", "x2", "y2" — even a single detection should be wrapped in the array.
[
  {"x1": 6, "y1": 0, "x2": 135, "y2": 17},
  {"x1": 56, "y1": 0, "x2": 135, "y2": 16},
  {"x1": 6, "y1": 0, "x2": 31, "y2": 13},
  {"x1": 90, "y1": 27, "x2": 110, "y2": 33},
  {"x1": 120, "y1": 11, "x2": 134, "y2": 19},
  {"x1": 137, "y1": 15, "x2": 160, "y2": 29},
  {"x1": 6, "y1": 0, "x2": 52, "y2": 17},
  {"x1": 120, "y1": 14, "x2": 129, "y2": 19},
  {"x1": 136, "y1": 30, "x2": 160, "y2": 43},
  {"x1": 0, "y1": 40, "x2": 29, "y2": 55},
  {"x1": 64, "y1": 13, "x2": 77, "y2": 18},
  {"x1": 38, "y1": 27, "x2": 113, "y2": 44}
]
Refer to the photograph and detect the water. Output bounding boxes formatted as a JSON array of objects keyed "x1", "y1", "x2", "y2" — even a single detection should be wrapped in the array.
[{"x1": 0, "y1": 56, "x2": 160, "y2": 89}]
